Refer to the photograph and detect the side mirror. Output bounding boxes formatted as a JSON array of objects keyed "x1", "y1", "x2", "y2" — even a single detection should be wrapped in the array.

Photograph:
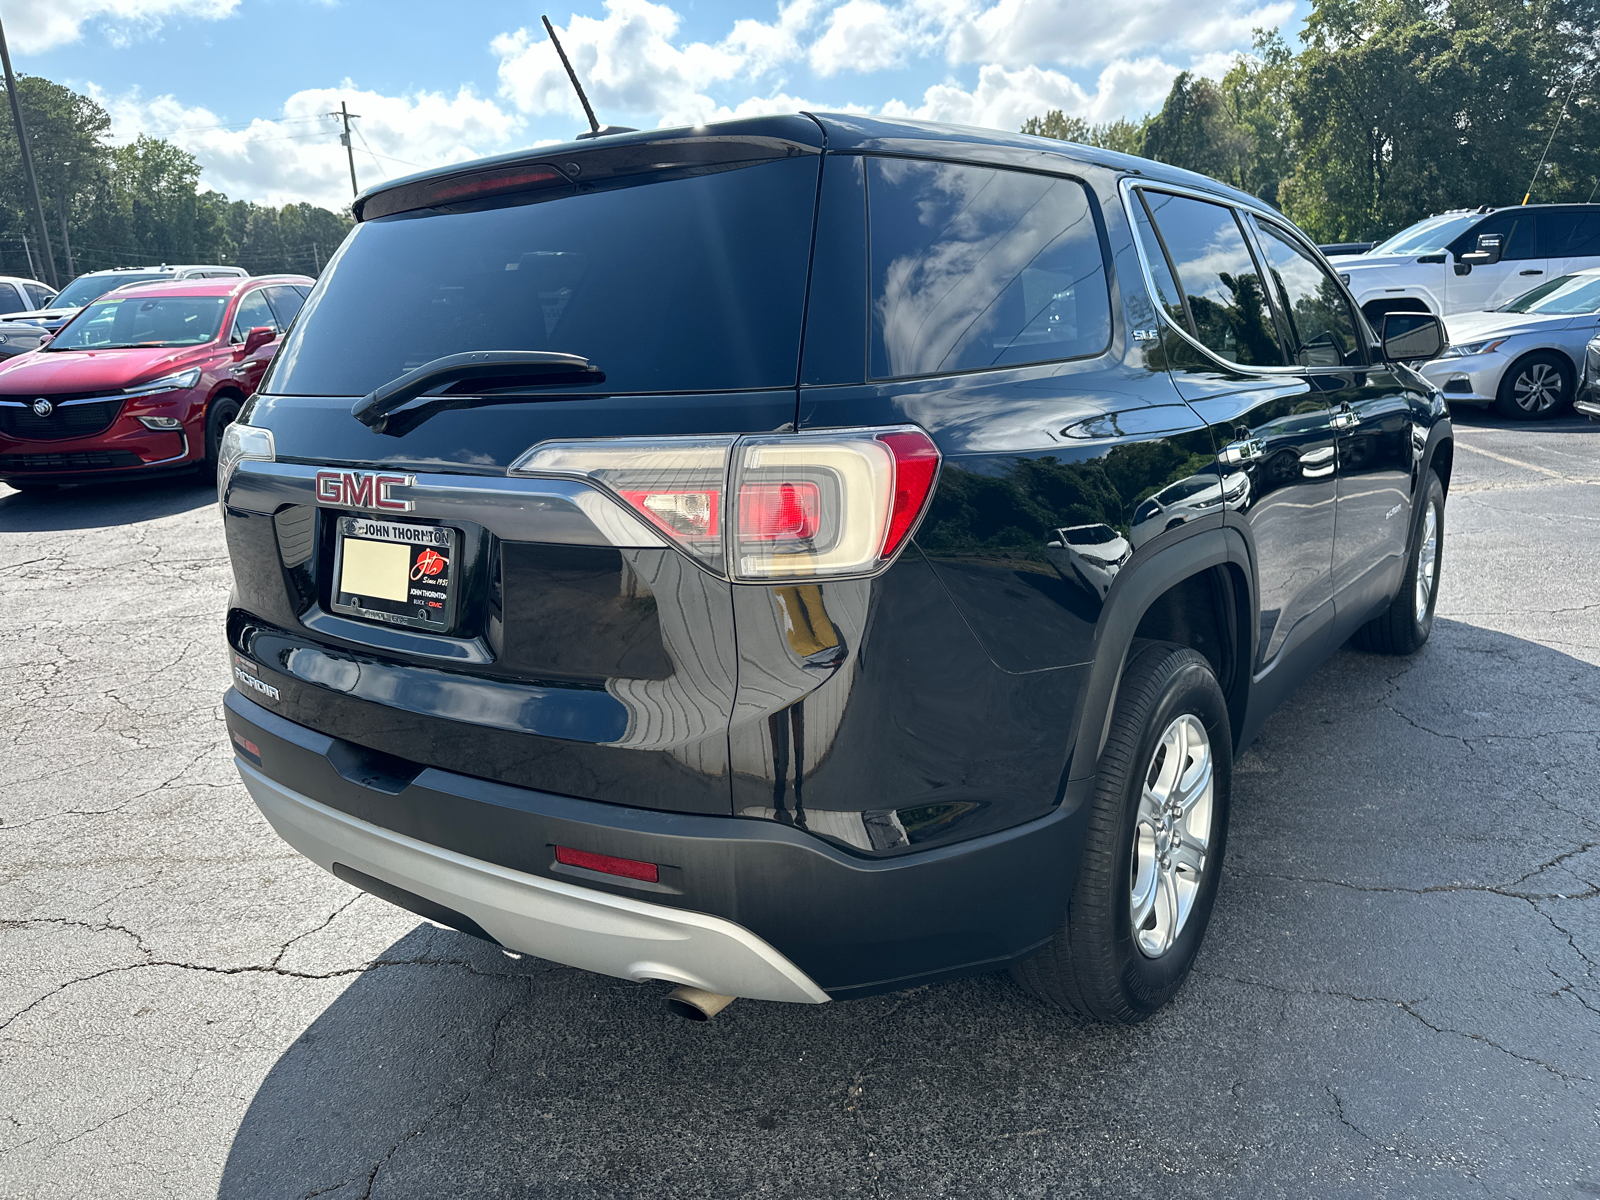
[
  {"x1": 1381, "y1": 312, "x2": 1446, "y2": 362},
  {"x1": 238, "y1": 325, "x2": 275, "y2": 357},
  {"x1": 1460, "y1": 232, "x2": 1504, "y2": 266},
  {"x1": 37, "y1": 332, "x2": 52, "y2": 346}
]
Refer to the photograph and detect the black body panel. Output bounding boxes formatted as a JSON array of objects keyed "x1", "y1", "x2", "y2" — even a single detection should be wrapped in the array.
[{"x1": 226, "y1": 690, "x2": 1086, "y2": 998}]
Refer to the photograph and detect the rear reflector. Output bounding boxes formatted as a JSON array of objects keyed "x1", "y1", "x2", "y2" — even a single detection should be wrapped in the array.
[{"x1": 554, "y1": 845, "x2": 660, "y2": 883}]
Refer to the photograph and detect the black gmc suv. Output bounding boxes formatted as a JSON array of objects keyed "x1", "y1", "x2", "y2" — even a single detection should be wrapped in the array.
[{"x1": 218, "y1": 114, "x2": 1452, "y2": 1023}]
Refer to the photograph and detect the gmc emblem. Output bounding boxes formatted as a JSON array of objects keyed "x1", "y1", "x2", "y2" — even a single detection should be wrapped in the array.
[{"x1": 314, "y1": 470, "x2": 415, "y2": 511}]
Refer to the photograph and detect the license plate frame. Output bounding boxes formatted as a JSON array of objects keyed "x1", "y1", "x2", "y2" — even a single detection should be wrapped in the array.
[{"x1": 330, "y1": 515, "x2": 459, "y2": 633}]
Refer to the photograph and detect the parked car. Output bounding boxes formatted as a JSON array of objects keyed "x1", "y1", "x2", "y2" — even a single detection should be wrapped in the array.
[
  {"x1": 1330, "y1": 203, "x2": 1600, "y2": 327},
  {"x1": 1418, "y1": 268, "x2": 1600, "y2": 418},
  {"x1": 1577, "y1": 334, "x2": 1600, "y2": 420},
  {"x1": 0, "y1": 264, "x2": 249, "y2": 333},
  {"x1": 0, "y1": 319, "x2": 49, "y2": 360},
  {"x1": 0, "y1": 274, "x2": 56, "y2": 316},
  {"x1": 216, "y1": 114, "x2": 1452, "y2": 1025},
  {"x1": 0, "y1": 274, "x2": 311, "y2": 491}
]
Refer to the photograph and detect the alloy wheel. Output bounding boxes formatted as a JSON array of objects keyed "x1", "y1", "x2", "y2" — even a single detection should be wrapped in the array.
[
  {"x1": 1129, "y1": 713, "x2": 1213, "y2": 958},
  {"x1": 1512, "y1": 361, "x2": 1564, "y2": 413},
  {"x1": 1414, "y1": 502, "x2": 1438, "y2": 621}
]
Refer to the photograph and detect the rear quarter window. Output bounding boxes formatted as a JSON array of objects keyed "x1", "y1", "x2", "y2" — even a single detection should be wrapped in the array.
[
  {"x1": 866, "y1": 159, "x2": 1111, "y2": 378},
  {"x1": 267, "y1": 156, "x2": 820, "y2": 396}
]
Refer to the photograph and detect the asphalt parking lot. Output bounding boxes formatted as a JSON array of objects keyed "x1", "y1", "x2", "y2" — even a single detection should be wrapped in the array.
[{"x1": 1, "y1": 410, "x2": 1598, "y2": 1200}]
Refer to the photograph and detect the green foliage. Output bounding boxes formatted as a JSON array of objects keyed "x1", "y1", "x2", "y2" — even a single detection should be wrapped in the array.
[
  {"x1": 1022, "y1": 110, "x2": 1147, "y2": 155},
  {"x1": 0, "y1": 74, "x2": 351, "y2": 286},
  {"x1": 1023, "y1": 0, "x2": 1600, "y2": 243}
]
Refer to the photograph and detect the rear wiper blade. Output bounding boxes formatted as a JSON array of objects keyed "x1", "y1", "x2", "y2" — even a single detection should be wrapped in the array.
[{"x1": 352, "y1": 350, "x2": 603, "y2": 434}]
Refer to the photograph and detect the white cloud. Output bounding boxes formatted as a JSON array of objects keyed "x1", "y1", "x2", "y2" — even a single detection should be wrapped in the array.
[
  {"x1": 945, "y1": 0, "x2": 1295, "y2": 69},
  {"x1": 879, "y1": 55, "x2": 1182, "y2": 134},
  {"x1": 102, "y1": 83, "x2": 524, "y2": 210},
  {"x1": 2, "y1": 0, "x2": 239, "y2": 53},
  {"x1": 809, "y1": 0, "x2": 921, "y2": 77}
]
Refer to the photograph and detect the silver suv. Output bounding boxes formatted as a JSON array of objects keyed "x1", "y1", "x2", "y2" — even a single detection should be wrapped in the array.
[{"x1": 0, "y1": 265, "x2": 249, "y2": 332}]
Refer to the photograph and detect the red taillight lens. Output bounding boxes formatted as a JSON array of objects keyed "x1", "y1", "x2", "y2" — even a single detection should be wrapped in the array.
[
  {"x1": 554, "y1": 845, "x2": 660, "y2": 883},
  {"x1": 876, "y1": 430, "x2": 941, "y2": 559},
  {"x1": 509, "y1": 426, "x2": 940, "y2": 582},
  {"x1": 738, "y1": 481, "x2": 821, "y2": 541}
]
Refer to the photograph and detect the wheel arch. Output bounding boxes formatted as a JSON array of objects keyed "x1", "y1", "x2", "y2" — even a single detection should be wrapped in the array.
[{"x1": 1067, "y1": 524, "x2": 1255, "y2": 783}]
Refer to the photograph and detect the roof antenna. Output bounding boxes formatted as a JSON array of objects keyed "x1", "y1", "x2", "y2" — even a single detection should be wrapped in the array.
[{"x1": 541, "y1": 14, "x2": 635, "y2": 141}]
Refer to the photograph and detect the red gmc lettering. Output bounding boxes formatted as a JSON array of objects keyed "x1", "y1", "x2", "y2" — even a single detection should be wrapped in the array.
[
  {"x1": 314, "y1": 470, "x2": 415, "y2": 511},
  {"x1": 342, "y1": 472, "x2": 375, "y2": 508},
  {"x1": 375, "y1": 475, "x2": 409, "y2": 511}
]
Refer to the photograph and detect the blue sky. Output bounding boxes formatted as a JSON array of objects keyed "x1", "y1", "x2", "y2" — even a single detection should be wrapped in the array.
[{"x1": 5, "y1": 0, "x2": 1309, "y2": 209}]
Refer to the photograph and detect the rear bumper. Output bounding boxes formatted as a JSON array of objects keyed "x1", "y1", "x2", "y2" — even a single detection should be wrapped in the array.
[
  {"x1": 225, "y1": 690, "x2": 1085, "y2": 1000},
  {"x1": 238, "y1": 760, "x2": 829, "y2": 1003}
]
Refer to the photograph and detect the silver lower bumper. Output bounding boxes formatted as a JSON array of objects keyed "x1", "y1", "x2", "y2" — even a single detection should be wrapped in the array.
[{"x1": 237, "y1": 760, "x2": 829, "y2": 1004}]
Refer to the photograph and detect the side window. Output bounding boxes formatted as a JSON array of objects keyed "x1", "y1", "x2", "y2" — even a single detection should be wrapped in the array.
[
  {"x1": 1130, "y1": 195, "x2": 1188, "y2": 328},
  {"x1": 0, "y1": 283, "x2": 23, "y2": 312},
  {"x1": 1543, "y1": 211, "x2": 1600, "y2": 259},
  {"x1": 231, "y1": 290, "x2": 278, "y2": 341},
  {"x1": 1455, "y1": 212, "x2": 1537, "y2": 261},
  {"x1": 1251, "y1": 219, "x2": 1362, "y2": 367},
  {"x1": 263, "y1": 285, "x2": 306, "y2": 328},
  {"x1": 25, "y1": 283, "x2": 54, "y2": 308},
  {"x1": 1140, "y1": 191, "x2": 1283, "y2": 367},
  {"x1": 866, "y1": 158, "x2": 1111, "y2": 377}
]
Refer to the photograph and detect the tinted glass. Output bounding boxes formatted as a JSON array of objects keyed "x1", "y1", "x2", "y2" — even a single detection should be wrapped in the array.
[
  {"x1": 50, "y1": 295, "x2": 229, "y2": 349},
  {"x1": 24, "y1": 284, "x2": 54, "y2": 308},
  {"x1": 53, "y1": 272, "x2": 171, "y2": 308},
  {"x1": 0, "y1": 283, "x2": 22, "y2": 312},
  {"x1": 263, "y1": 285, "x2": 306, "y2": 328},
  {"x1": 1454, "y1": 212, "x2": 1537, "y2": 261},
  {"x1": 1142, "y1": 191, "x2": 1283, "y2": 366},
  {"x1": 1541, "y1": 211, "x2": 1600, "y2": 259},
  {"x1": 1130, "y1": 194, "x2": 1188, "y2": 326},
  {"x1": 269, "y1": 157, "x2": 819, "y2": 396},
  {"x1": 866, "y1": 159, "x2": 1110, "y2": 377},
  {"x1": 1253, "y1": 219, "x2": 1361, "y2": 366},
  {"x1": 232, "y1": 290, "x2": 278, "y2": 339}
]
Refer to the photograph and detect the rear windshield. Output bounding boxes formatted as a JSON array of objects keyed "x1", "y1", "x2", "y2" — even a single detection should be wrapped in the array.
[
  {"x1": 54, "y1": 273, "x2": 172, "y2": 309},
  {"x1": 49, "y1": 294, "x2": 228, "y2": 349},
  {"x1": 267, "y1": 156, "x2": 820, "y2": 396}
]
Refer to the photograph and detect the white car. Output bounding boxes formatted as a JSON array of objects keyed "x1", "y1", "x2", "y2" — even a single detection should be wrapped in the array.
[
  {"x1": 1329, "y1": 204, "x2": 1600, "y2": 328},
  {"x1": 1419, "y1": 268, "x2": 1600, "y2": 418}
]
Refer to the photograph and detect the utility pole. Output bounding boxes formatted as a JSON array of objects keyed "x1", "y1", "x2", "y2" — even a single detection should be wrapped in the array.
[
  {"x1": 311, "y1": 241, "x2": 321, "y2": 274},
  {"x1": 330, "y1": 101, "x2": 360, "y2": 199},
  {"x1": 0, "y1": 17, "x2": 58, "y2": 287}
]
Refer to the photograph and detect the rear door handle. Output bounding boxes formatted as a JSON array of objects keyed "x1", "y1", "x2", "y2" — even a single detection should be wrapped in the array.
[{"x1": 1519, "y1": 269, "x2": 1544, "y2": 276}]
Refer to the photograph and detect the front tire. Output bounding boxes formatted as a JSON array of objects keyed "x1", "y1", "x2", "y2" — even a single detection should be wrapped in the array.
[
  {"x1": 1495, "y1": 352, "x2": 1572, "y2": 420},
  {"x1": 202, "y1": 393, "x2": 243, "y2": 482},
  {"x1": 1012, "y1": 642, "x2": 1232, "y2": 1023},
  {"x1": 1351, "y1": 470, "x2": 1444, "y2": 656}
]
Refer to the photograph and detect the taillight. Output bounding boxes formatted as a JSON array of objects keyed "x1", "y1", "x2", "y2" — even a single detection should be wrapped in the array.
[{"x1": 508, "y1": 425, "x2": 940, "y2": 582}]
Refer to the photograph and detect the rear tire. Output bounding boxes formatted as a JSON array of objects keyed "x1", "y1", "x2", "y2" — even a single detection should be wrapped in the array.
[
  {"x1": 202, "y1": 393, "x2": 243, "y2": 482},
  {"x1": 1494, "y1": 351, "x2": 1572, "y2": 420},
  {"x1": 1351, "y1": 470, "x2": 1444, "y2": 656},
  {"x1": 1012, "y1": 642, "x2": 1232, "y2": 1023}
]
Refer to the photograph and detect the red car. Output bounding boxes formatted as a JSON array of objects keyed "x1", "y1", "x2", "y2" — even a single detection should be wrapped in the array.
[{"x1": 0, "y1": 275, "x2": 314, "y2": 492}]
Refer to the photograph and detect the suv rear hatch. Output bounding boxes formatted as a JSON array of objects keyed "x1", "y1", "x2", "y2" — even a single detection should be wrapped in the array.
[{"x1": 222, "y1": 117, "x2": 825, "y2": 816}]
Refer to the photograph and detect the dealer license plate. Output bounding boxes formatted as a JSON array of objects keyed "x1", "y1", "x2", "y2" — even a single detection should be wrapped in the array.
[{"x1": 331, "y1": 516, "x2": 458, "y2": 632}]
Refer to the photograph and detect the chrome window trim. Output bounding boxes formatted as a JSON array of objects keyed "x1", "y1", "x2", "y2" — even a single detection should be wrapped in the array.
[{"x1": 1118, "y1": 177, "x2": 1370, "y2": 377}]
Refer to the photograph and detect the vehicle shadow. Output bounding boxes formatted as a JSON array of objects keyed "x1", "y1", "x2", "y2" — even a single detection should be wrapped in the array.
[
  {"x1": 216, "y1": 619, "x2": 1600, "y2": 1199},
  {"x1": 0, "y1": 474, "x2": 215, "y2": 532}
]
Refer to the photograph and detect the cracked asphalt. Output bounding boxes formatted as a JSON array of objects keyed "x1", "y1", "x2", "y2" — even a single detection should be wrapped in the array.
[{"x1": 2, "y1": 410, "x2": 1598, "y2": 1200}]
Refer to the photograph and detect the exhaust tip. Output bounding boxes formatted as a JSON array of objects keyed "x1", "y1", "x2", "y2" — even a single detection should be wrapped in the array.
[{"x1": 665, "y1": 985, "x2": 735, "y2": 1021}]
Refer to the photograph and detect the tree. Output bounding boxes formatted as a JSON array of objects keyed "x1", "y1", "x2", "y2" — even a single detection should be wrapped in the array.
[
  {"x1": 1022, "y1": 110, "x2": 1147, "y2": 155},
  {"x1": 1220, "y1": 30, "x2": 1298, "y2": 206},
  {"x1": 1141, "y1": 72, "x2": 1254, "y2": 189},
  {"x1": 0, "y1": 75, "x2": 110, "y2": 279}
]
